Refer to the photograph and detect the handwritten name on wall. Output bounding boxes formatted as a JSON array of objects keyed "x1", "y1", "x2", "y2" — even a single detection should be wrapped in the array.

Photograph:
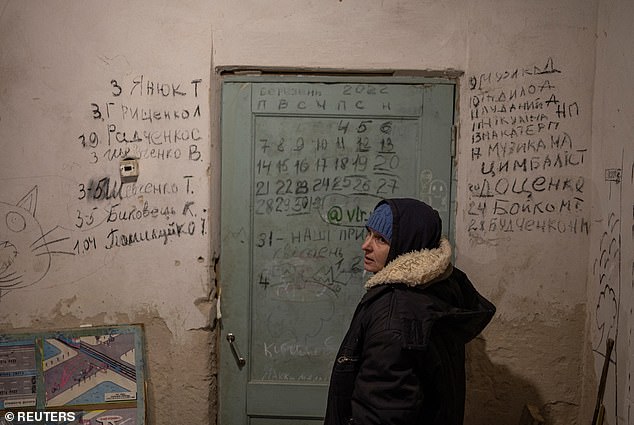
[
  {"x1": 73, "y1": 75, "x2": 207, "y2": 254},
  {"x1": 466, "y1": 58, "x2": 589, "y2": 243}
]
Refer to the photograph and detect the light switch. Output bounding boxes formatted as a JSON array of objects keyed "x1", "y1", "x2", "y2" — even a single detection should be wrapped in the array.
[{"x1": 120, "y1": 158, "x2": 139, "y2": 183}]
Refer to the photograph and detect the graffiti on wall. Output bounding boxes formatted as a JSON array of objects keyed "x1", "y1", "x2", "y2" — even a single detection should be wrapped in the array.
[
  {"x1": 591, "y1": 151, "x2": 634, "y2": 425},
  {"x1": 593, "y1": 168, "x2": 621, "y2": 352},
  {"x1": 0, "y1": 186, "x2": 74, "y2": 299},
  {"x1": 466, "y1": 57, "x2": 589, "y2": 246},
  {"x1": 1, "y1": 75, "x2": 209, "y2": 301}
]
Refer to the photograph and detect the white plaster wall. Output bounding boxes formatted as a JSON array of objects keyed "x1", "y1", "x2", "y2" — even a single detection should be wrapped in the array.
[
  {"x1": 0, "y1": 0, "x2": 621, "y2": 424},
  {"x1": 0, "y1": 1, "x2": 216, "y2": 423},
  {"x1": 0, "y1": 0, "x2": 215, "y2": 332},
  {"x1": 210, "y1": 0, "x2": 468, "y2": 70},
  {"x1": 591, "y1": 0, "x2": 634, "y2": 423}
]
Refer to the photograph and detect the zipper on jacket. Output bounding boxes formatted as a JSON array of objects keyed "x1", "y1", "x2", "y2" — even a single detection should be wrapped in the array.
[{"x1": 337, "y1": 355, "x2": 359, "y2": 364}]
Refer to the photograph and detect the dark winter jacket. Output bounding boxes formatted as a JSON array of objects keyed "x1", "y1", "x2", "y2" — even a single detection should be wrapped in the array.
[{"x1": 324, "y1": 199, "x2": 496, "y2": 425}]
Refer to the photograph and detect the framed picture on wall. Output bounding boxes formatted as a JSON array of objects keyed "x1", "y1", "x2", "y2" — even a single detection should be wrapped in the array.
[{"x1": 0, "y1": 324, "x2": 147, "y2": 424}]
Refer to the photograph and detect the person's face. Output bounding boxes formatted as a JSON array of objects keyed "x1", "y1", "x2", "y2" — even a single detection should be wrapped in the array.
[{"x1": 361, "y1": 229, "x2": 390, "y2": 273}]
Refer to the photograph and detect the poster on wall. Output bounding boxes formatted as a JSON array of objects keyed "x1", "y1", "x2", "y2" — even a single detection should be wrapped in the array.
[{"x1": 0, "y1": 325, "x2": 146, "y2": 424}]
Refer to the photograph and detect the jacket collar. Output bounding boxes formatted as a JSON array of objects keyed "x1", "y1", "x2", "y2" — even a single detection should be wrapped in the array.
[{"x1": 365, "y1": 238, "x2": 452, "y2": 289}]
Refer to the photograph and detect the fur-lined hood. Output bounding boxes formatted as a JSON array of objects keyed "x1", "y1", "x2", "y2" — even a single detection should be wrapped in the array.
[
  {"x1": 365, "y1": 238, "x2": 452, "y2": 289},
  {"x1": 326, "y1": 199, "x2": 496, "y2": 425}
]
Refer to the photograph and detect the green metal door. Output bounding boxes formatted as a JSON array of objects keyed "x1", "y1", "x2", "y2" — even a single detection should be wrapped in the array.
[{"x1": 220, "y1": 76, "x2": 456, "y2": 424}]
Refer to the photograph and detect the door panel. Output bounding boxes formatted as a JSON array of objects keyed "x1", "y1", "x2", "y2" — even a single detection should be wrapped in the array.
[{"x1": 220, "y1": 77, "x2": 455, "y2": 424}]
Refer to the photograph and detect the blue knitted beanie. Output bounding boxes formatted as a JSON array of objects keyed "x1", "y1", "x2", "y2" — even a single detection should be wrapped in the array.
[{"x1": 366, "y1": 203, "x2": 393, "y2": 242}]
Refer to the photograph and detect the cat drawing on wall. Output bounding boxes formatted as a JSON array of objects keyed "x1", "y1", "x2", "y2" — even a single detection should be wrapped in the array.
[{"x1": 0, "y1": 186, "x2": 72, "y2": 298}]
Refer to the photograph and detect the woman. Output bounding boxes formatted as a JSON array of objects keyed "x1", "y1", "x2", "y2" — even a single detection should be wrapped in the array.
[{"x1": 324, "y1": 198, "x2": 496, "y2": 425}]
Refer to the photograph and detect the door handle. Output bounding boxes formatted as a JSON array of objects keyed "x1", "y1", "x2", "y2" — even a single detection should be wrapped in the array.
[{"x1": 226, "y1": 333, "x2": 246, "y2": 368}]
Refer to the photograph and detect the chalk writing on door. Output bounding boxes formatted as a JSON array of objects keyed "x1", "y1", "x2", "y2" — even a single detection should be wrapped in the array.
[{"x1": 234, "y1": 81, "x2": 452, "y2": 383}]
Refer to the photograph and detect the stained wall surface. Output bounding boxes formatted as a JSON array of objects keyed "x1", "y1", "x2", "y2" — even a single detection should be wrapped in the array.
[
  {"x1": 0, "y1": 1, "x2": 216, "y2": 422},
  {"x1": 0, "y1": 0, "x2": 630, "y2": 424},
  {"x1": 590, "y1": 0, "x2": 634, "y2": 423}
]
